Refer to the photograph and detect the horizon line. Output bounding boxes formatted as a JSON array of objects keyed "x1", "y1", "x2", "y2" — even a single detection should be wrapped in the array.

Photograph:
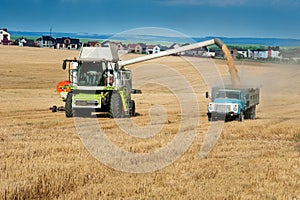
[{"x1": 8, "y1": 30, "x2": 300, "y2": 41}]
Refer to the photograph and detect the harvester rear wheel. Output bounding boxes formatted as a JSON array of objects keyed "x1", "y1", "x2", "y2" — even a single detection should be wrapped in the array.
[
  {"x1": 129, "y1": 100, "x2": 136, "y2": 117},
  {"x1": 65, "y1": 93, "x2": 74, "y2": 118},
  {"x1": 109, "y1": 91, "x2": 124, "y2": 118}
]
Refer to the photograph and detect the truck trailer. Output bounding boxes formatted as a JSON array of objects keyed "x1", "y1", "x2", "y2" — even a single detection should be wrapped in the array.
[{"x1": 206, "y1": 86, "x2": 260, "y2": 121}]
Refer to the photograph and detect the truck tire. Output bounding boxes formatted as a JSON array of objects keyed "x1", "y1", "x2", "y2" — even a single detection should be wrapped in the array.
[
  {"x1": 244, "y1": 106, "x2": 256, "y2": 120},
  {"x1": 207, "y1": 113, "x2": 213, "y2": 121},
  {"x1": 250, "y1": 106, "x2": 256, "y2": 120},
  {"x1": 244, "y1": 110, "x2": 250, "y2": 119},
  {"x1": 109, "y1": 91, "x2": 124, "y2": 118},
  {"x1": 65, "y1": 93, "x2": 74, "y2": 118},
  {"x1": 237, "y1": 111, "x2": 244, "y2": 122}
]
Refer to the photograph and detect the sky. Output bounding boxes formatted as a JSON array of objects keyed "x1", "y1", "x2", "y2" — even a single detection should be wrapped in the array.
[{"x1": 2, "y1": 0, "x2": 300, "y2": 39}]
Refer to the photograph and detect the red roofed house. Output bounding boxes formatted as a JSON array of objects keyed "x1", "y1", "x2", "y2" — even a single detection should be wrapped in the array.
[
  {"x1": 127, "y1": 43, "x2": 146, "y2": 54},
  {"x1": 101, "y1": 40, "x2": 125, "y2": 50},
  {"x1": 87, "y1": 41, "x2": 101, "y2": 47}
]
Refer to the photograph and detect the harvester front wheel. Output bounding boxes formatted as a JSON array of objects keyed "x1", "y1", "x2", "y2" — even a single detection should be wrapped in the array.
[
  {"x1": 109, "y1": 91, "x2": 124, "y2": 118},
  {"x1": 65, "y1": 93, "x2": 74, "y2": 118}
]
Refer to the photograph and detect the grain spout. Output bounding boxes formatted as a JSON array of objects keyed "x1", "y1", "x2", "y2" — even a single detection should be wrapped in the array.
[{"x1": 214, "y1": 38, "x2": 240, "y2": 87}]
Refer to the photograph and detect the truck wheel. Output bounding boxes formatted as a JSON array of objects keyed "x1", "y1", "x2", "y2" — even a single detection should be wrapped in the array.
[
  {"x1": 251, "y1": 112, "x2": 256, "y2": 120},
  {"x1": 237, "y1": 111, "x2": 244, "y2": 122},
  {"x1": 208, "y1": 113, "x2": 216, "y2": 121},
  {"x1": 109, "y1": 91, "x2": 124, "y2": 118},
  {"x1": 250, "y1": 106, "x2": 256, "y2": 120},
  {"x1": 129, "y1": 100, "x2": 136, "y2": 117},
  {"x1": 244, "y1": 110, "x2": 250, "y2": 119},
  {"x1": 65, "y1": 93, "x2": 73, "y2": 118}
]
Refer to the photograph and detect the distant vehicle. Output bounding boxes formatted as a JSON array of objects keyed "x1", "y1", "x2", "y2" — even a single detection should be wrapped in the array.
[{"x1": 206, "y1": 86, "x2": 260, "y2": 121}]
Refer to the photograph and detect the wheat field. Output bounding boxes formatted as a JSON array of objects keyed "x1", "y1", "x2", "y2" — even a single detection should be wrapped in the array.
[{"x1": 0, "y1": 45, "x2": 299, "y2": 199}]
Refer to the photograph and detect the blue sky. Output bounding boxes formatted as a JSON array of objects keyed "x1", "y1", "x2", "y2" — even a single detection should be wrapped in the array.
[{"x1": 2, "y1": 0, "x2": 300, "y2": 39}]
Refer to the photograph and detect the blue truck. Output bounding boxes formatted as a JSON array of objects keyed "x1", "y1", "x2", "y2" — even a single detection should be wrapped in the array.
[{"x1": 206, "y1": 86, "x2": 260, "y2": 121}]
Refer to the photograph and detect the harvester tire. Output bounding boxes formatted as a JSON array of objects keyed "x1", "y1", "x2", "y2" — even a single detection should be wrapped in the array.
[
  {"x1": 109, "y1": 91, "x2": 124, "y2": 118},
  {"x1": 65, "y1": 93, "x2": 74, "y2": 118},
  {"x1": 129, "y1": 100, "x2": 136, "y2": 117}
]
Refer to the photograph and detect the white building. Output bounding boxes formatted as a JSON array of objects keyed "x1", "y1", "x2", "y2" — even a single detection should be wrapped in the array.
[
  {"x1": 146, "y1": 45, "x2": 161, "y2": 54},
  {"x1": 0, "y1": 29, "x2": 11, "y2": 45},
  {"x1": 254, "y1": 50, "x2": 268, "y2": 59}
]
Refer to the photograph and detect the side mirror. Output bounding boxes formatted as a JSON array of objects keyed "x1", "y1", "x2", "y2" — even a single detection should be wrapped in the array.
[
  {"x1": 62, "y1": 60, "x2": 67, "y2": 70},
  {"x1": 205, "y1": 91, "x2": 209, "y2": 98}
]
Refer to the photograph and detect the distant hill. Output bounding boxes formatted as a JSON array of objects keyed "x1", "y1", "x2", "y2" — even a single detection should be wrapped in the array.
[{"x1": 10, "y1": 30, "x2": 300, "y2": 47}]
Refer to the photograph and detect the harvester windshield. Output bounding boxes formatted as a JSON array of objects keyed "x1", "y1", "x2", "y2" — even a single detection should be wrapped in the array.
[{"x1": 76, "y1": 61, "x2": 109, "y2": 86}]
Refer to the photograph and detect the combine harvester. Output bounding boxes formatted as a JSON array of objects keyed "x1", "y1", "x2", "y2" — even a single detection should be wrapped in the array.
[{"x1": 56, "y1": 38, "x2": 257, "y2": 120}]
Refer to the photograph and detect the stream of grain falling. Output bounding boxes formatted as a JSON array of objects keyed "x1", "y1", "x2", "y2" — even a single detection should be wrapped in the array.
[{"x1": 222, "y1": 44, "x2": 240, "y2": 87}]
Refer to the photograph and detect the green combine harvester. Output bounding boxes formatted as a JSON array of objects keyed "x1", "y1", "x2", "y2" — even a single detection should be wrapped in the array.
[{"x1": 60, "y1": 45, "x2": 139, "y2": 118}]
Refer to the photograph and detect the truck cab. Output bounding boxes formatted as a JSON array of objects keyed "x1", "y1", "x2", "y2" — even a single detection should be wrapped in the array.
[{"x1": 207, "y1": 87, "x2": 259, "y2": 122}]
